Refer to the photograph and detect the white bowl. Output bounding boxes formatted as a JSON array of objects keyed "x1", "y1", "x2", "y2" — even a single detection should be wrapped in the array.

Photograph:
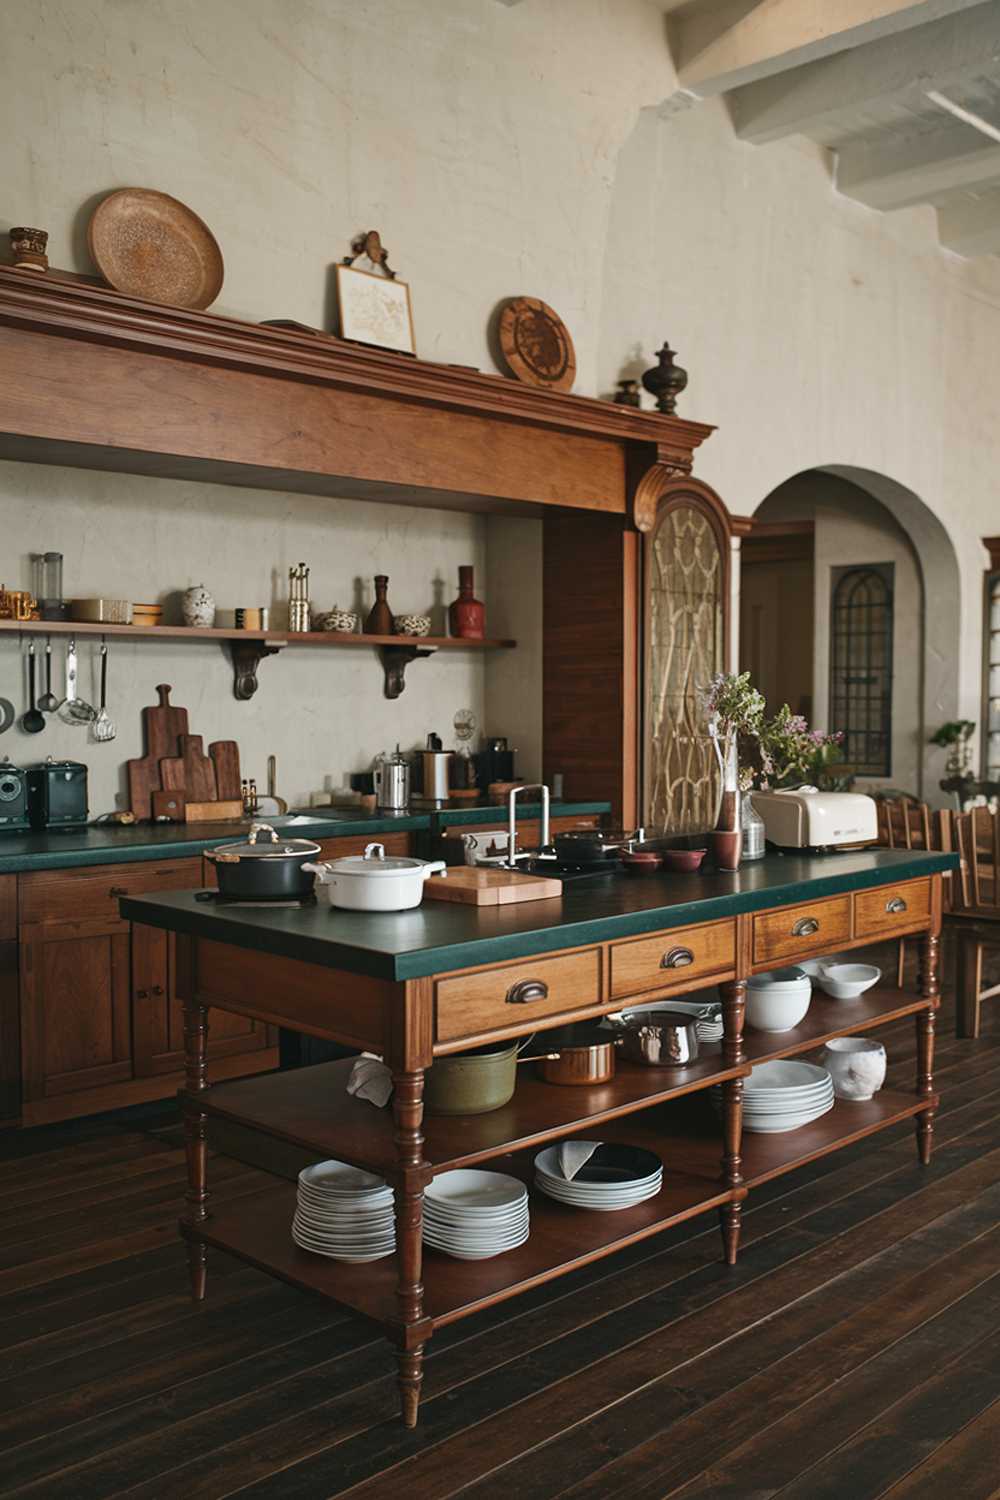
[
  {"x1": 819, "y1": 1037, "x2": 887, "y2": 1099},
  {"x1": 745, "y1": 981, "x2": 811, "y2": 1033},
  {"x1": 817, "y1": 964, "x2": 882, "y2": 1001}
]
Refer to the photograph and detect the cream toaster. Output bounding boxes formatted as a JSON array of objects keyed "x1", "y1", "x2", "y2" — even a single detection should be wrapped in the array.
[{"x1": 750, "y1": 787, "x2": 878, "y2": 850}]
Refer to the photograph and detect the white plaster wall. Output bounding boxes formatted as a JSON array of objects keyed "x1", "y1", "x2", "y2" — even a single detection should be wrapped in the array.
[{"x1": 2, "y1": 0, "x2": 1000, "y2": 807}]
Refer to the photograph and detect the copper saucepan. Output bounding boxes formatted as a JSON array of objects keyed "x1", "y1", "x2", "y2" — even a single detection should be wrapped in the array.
[{"x1": 521, "y1": 1022, "x2": 619, "y2": 1086}]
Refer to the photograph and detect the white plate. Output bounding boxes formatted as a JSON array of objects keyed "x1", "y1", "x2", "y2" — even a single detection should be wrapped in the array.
[
  {"x1": 425, "y1": 1209, "x2": 529, "y2": 1231},
  {"x1": 426, "y1": 1169, "x2": 527, "y2": 1212},
  {"x1": 425, "y1": 1230, "x2": 530, "y2": 1260},
  {"x1": 747, "y1": 1059, "x2": 831, "y2": 1088},
  {"x1": 743, "y1": 1100, "x2": 836, "y2": 1132},
  {"x1": 423, "y1": 1198, "x2": 529, "y2": 1221},
  {"x1": 299, "y1": 1160, "x2": 389, "y2": 1193},
  {"x1": 423, "y1": 1229, "x2": 529, "y2": 1250}
]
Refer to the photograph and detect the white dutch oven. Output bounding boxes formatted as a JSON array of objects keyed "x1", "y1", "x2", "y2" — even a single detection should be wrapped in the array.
[{"x1": 303, "y1": 842, "x2": 446, "y2": 912}]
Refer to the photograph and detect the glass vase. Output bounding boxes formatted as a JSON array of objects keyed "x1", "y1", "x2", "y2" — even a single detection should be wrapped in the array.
[{"x1": 741, "y1": 793, "x2": 766, "y2": 861}]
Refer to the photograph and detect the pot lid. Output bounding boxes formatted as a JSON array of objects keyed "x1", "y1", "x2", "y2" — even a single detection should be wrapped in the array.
[
  {"x1": 326, "y1": 841, "x2": 430, "y2": 876},
  {"x1": 212, "y1": 822, "x2": 321, "y2": 860}
]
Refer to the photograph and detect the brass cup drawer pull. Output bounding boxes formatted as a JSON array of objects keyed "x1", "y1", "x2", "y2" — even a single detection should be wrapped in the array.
[
  {"x1": 661, "y1": 946, "x2": 695, "y2": 970},
  {"x1": 506, "y1": 978, "x2": 549, "y2": 1005},
  {"x1": 886, "y1": 896, "x2": 908, "y2": 914},
  {"x1": 792, "y1": 917, "x2": 820, "y2": 937}
]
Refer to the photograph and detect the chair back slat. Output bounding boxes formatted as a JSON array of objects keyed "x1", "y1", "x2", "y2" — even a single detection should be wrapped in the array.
[{"x1": 953, "y1": 809, "x2": 1000, "y2": 918}]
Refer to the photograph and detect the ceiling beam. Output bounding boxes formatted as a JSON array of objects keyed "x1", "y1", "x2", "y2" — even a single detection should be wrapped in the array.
[
  {"x1": 937, "y1": 192, "x2": 1000, "y2": 252},
  {"x1": 671, "y1": 0, "x2": 989, "y2": 98},
  {"x1": 730, "y1": 0, "x2": 1000, "y2": 143},
  {"x1": 837, "y1": 120, "x2": 1000, "y2": 209}
]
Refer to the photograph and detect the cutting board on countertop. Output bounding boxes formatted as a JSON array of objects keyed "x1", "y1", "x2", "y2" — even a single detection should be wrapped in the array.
[
  {"x1": 209, "y1": 741, "x2": 241, "y2": 803},
  {"x1": 143, "y1": 684, "x2": 189, "y2": 759},
  {"x1": 180, "y1": 734, "x2": 217, "y2": 803},
  {"x1": 159, "y1": 756, "x2": 185, "y2": 790},
  {"x1": 127, "y1": 756, "x2": 162, "y2": 823},
  {"x1": 424, "y1": 868, "x2": 563, "y2": 905}
]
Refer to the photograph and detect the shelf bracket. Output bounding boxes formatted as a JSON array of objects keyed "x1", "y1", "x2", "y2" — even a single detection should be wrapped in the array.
[
  {"x1": 229, "y1": 639, "x2": 286, "y2": 700},
  {"x1": 380, "y1": 644, "x2": 437, "y2": 699}
]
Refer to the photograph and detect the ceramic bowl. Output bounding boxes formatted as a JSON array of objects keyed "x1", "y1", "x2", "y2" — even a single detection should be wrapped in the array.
[
  {"x1": 818, "y1": 963, "x2": 881, "y2": 1000},
  {"x1": 819, "y1": 1037, "x2": 887, "y2": 1100},
  {"x1": 745, "y1": 979, "x2": 811, "y2": 1033},
  {"x1": 660, "y1": 849, "x2": 707, "y2": 873},
  {"x1": 395, "y1": 614, "x2": 432, "y2": 637},
  {"x1": 620, "y1": 850, "x2": 662, "y2": 875},
  {"x1": 317, "y1": 608, "x2": 359, "y2": 634}
]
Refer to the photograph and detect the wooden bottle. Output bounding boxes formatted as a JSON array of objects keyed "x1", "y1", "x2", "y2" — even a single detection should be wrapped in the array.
[
  {"x1": 448, "y1": 565, "x2": 485, "y2": 639},
  {"x1": 366, "y1": 574, "x2": 394, "y2": 635}
]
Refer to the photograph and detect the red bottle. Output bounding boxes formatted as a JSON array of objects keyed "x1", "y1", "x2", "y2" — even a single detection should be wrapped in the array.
[{"x1": 448, "y1": 565, "x2": 485, "y2": 639}]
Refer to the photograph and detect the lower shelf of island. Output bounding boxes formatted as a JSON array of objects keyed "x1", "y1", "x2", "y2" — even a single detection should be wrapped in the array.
[{"x1": 191, "y1": 1090, "x2": 934, "y2": 1330}]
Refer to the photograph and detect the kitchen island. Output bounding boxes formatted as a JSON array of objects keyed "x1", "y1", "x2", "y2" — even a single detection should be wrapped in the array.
[{"x1": 123, "y1": 846, "x2": 955, "y2": 1427}]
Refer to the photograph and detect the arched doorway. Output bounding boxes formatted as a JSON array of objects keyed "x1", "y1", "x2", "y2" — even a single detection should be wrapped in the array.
[{"x1": 740, "y1": 468, "x2": 961, "y2": 800}]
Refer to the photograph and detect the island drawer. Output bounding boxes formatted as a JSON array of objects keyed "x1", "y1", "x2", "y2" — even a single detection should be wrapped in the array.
[
  {"x1": 854, "y1": 878, "x2": 931, "y2": 939},
  {"x1": 609, "y1": 919, "x2": 735, "y2": 1000},
  {"x1": 753, "y1": 895, "x2": 851, "y2": 966},
  {"x1": 19, "y1": 859, "x2": 200, "y2": 931},
  {"x1": 435, "y1": 948, "x2": 602, "y2": 1042}
]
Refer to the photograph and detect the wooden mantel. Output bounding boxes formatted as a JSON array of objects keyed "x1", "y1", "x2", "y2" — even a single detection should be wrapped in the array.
[{"x1": 0, "y1": 267, "x2": 713, "y2": 516}]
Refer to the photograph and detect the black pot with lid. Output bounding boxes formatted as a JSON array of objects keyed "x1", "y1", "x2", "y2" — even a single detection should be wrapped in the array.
[{"x1": 205, "y1": 821, "x2": 322, "y2": 900}]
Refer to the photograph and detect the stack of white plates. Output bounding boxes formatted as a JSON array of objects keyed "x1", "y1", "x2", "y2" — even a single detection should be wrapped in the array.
[
  {"x1": 606, "y1": 998, "x2": 723, "y2": 1043},
  {"x1": 713, "y1": 1059, "x2": 834, "y2": 1132},
  {"x1": 423, "y1": 1169, "x2": 529, "y2": 1260},
  {"x1": 534, "y1": 1141, "x2": 663, "y2": 1211},
  {"x1": 292, "y1": 1159, "x2": 395, "y2": 1263}
]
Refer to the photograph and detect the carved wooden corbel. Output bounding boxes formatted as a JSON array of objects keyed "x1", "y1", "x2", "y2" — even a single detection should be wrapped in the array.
[{"x1": 628, "y1": 449, "x2": 692, "y2": 533}]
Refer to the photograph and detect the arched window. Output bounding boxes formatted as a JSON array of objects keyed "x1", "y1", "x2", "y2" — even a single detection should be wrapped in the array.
[{"x1": 830, "y1": 564, "x2": 894, "y2": 776}]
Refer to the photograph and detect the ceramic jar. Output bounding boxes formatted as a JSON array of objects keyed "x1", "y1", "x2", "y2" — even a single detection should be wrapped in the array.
[
  {"x1": 449, "y1": 565, "x2": 485, "y2": 639},
  {"x1": 819, "y1": 1037, "x2": 887, "y2": 1101},
  {"x1": 182, "y1": 583, "x2": 215, "y2": 627},
  {"x1": 365, "y1": 575, "x2": 394, "y2": 635}
]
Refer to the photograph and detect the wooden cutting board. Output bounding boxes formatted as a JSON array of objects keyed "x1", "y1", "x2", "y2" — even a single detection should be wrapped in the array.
[
  {"x1": 180, "y1": 734, "x2": 217, "y2": 803},
  {"x1": 424, "y1": 868, "x2": 562, "y2": 905},
  {"x1": 127, "y1": 756, "x2": 162, "y2": 822},
  {"x1": 159, "y1": 756, "x2": 185, "y2": 790},
  {"x1": 209, "y1": 741, "x2": 241, "y2": 802},
  {"x1": 143, "y1": 684, "x2": 189, "y2": 760}
]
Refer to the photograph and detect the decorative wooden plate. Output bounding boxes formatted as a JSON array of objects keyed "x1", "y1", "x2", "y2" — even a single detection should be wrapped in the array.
[
  {"x1": 87, "y1": 188, "x2": 224, "y2": 310},
  {"x1": 498, "y1": 297, "x2": 576, "y2": 392}
]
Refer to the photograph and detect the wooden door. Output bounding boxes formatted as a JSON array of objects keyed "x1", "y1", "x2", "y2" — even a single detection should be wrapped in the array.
[
  {"x1": 20, "y1": 928, "x2": 133, "y2": 1106},
  {"x1": 131, "y1": 922, "x2": 276, "y2": 1077}
]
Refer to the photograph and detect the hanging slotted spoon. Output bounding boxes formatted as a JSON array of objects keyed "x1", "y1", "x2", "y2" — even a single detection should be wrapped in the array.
[{"x1": 93, "y1": 643, "x2": 117, "y2": 742}]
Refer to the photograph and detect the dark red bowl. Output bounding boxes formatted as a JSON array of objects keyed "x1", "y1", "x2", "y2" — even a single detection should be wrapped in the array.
[
  {"x1": 620, "y1": 850, "x2": 663, "y2": 875},
  {"x1": 660, "y1": 848, "x2": 707, "y2": 873}
]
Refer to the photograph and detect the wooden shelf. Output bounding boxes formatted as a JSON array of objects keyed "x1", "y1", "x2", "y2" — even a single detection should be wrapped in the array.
[
  {"x1": 737, "y1": 1091, "x2": 935, "y2": 1188},
  {"x1": 201, "y1": 1052, "x2": 747, "y2": 1178},
  {"x1": 0, "y1": 618, "x2": 515, "y2": 701},
  {"x1": 191, "y1": 1127, "x2": 731, "y2": 1330},
  {"x1": 743, "y1": 987, "x2": 935, "y2": 1066}
]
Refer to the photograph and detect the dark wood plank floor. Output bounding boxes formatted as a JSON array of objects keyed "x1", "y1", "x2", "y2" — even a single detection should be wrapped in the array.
[{"x1": 3, "y1": 939, "x2": 1000, "y2": 1499}]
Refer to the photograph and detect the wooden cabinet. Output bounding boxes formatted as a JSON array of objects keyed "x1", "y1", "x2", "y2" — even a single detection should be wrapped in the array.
[
  {"x1": 752, "y1": 896, "x2": 851, "y2": 967},
  {"x1": 435, "y1": 948, "x2": 602, "y2": 1043},
  {"x1": 609, "y1": 919, "x2": 735, "y2": 1000},
  {"x1": 17, "y1": 855, "x2": 278, "y2": 1126}
]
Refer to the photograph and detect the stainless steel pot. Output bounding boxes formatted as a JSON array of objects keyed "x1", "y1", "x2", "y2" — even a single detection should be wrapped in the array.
[
  {"x1": 613, "y1": 1008, "x2": 701, "y2": 1067},
  {"x1": 205, "y1": 821, "x2": 322, "y2": 899}
]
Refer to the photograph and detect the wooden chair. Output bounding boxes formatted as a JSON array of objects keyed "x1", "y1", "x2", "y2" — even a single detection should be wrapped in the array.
[
  {"x1": 874, "y1": 799, "x2": 951, "y2": 985},
  {"x1": 952, "y1": 808, "x2": 1000, "y2": 1037}
]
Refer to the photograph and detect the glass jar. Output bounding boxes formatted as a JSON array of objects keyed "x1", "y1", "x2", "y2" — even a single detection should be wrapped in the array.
[{"x1": 741, "y1": 793, "x2": 766, "y2": 860}]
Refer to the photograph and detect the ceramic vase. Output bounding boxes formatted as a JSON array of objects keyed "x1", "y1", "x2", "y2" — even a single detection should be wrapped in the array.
[
  {"x1": 182, "y1": 583, "x2": 215, "y2": 628},
  {"x1": 365, "y1": 575, "x2": 394, "y2": 635},
  {"x1": 819, "y1": 1038, "x2": 887, "y2": 1101},
  {"x1": 710, "y1": 734, "x2": 742, "y2": 870},
  {"x1": 448, "y1": 565, "x2": 485, "y2": 639}
]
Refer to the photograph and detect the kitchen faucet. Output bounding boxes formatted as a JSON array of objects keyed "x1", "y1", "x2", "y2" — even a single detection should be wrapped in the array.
[{"x1": 505, "y1": 783, "x2": 551, "y2": 868}]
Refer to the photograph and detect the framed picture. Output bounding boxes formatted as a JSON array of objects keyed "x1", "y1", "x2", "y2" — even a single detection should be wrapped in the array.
[{"x1": 335, "y1": 263, "x2": 416, "y2": 355}]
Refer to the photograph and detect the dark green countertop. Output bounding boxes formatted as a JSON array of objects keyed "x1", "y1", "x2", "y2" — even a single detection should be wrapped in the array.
[
  {"x1": 0, "y1": 802, "x2": 609, "y2": 874},
  {"x1": 121, "y1": 848, "x2": 957, "y2": 982}
]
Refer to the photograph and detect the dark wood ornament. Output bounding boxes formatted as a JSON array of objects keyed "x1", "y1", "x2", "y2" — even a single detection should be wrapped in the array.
[
  {"x1": 344, "y1": 229, "x2": 397, "y2": 280},
  {"x1": 498, "y1": 297, "x2": 576, "y2": 393},
  {"x1": 641, "y1": 341, "x2": 688, "y2": 415}
]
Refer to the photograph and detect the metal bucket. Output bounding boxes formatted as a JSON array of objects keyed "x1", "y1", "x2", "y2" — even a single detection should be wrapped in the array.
[{"x1": 423, "y1": 1039, "x2": 520, "y2": 1116}]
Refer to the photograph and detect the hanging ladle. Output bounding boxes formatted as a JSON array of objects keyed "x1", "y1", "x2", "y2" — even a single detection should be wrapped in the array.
[
  {"x1": 38, "y1": 639, "x2": 59, "y2": 713},
  {"x1": 58, "y1": 638, "x2": 97, "y2": 726},
  {"x1": 21, "y1": 642, "x2": 45, "y2": 734}
]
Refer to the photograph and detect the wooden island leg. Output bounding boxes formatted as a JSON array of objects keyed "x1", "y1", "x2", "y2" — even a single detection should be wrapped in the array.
[
  {"x1": 391, "y1": 1068, "x2": 431, "y2": 1428},
  {"x1": 182, "y1": 993, "x2": 210, "y2": 1300},
  {"x1": 719, "y1": 977, "x2": 747, "y2": 1265},
  {"x1": 916, "y1": 924, "x2": 940, "y2": 1166}
]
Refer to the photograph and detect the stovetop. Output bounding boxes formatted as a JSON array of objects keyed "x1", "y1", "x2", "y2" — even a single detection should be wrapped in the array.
[{"x1": 194, "y1": 890, "x2": 318, "y2": 910}]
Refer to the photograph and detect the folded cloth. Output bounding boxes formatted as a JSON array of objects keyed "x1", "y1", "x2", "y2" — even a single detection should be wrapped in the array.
[
  {"x1": 558, "y1": 1140, "x2": 601, "y2": 1181},
  {"x1": 346, "y1": 1054, "x2": 393, "y2": 1108}
]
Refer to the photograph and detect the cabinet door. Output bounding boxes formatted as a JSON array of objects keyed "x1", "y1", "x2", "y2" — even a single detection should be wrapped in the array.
[
  {"x1": 131, "y1": 922, "x2": 276, "y2": 1077},
  {"x1": 20, "y1": 930, "x2": 132, "y2": 1105}
]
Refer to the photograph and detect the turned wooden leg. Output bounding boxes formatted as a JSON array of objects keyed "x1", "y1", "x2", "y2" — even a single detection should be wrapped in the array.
[
  {"x1": 392, "y1": 1069, "x2": 428, "y2": 1428},
  {"x1": 896, "y1": 937, "x2": 906, "y2": 990},
  {"x1": 720, "y1": 978, "x2": 747, "y2": 1069},
  {"x1": 956, "y1": 930, "x2": 983, "y2": 1039},
  {"x1": 182, "y1": 996, "x2": 210, "y2": 1300},
  {"x1": 915, "y1": 927, "x2": 939, "y2": 1166},
  {"x1": 720, "y1": 1074, "x2": 744, "y2": 1265}
]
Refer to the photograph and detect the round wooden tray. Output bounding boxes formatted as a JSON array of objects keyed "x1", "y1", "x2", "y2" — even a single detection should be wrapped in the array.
[
  {"x1": 498, "y1": 297, "x2": 576, "y2": 392},
  {"x1": 88, "y1": 188, "x2": 224, "y2": 310}
]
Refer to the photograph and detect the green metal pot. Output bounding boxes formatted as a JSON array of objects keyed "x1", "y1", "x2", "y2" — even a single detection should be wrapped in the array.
[{"x1": 423, "y1": 1039, "x2": 521, "y2": 1116}]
